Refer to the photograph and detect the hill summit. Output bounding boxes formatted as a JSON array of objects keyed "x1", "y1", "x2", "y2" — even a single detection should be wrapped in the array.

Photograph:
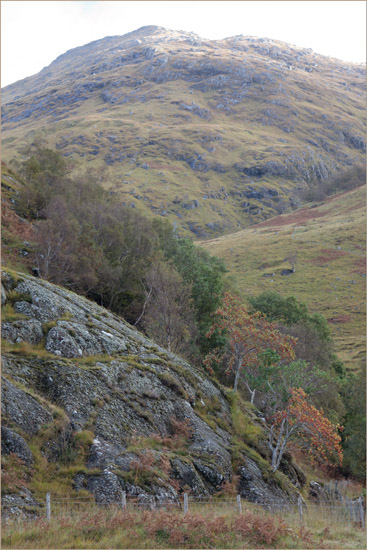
[{"x1": 1, "y1": 27, "x2": 365, "y2": 237}]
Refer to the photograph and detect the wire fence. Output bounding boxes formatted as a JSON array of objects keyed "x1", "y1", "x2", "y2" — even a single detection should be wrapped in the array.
[{"x1": 1, "y1": 491, "x2": 365, "y2": 528}]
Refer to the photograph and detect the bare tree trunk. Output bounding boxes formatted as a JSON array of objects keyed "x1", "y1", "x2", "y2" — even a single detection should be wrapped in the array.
[
  {"x1": 269, "y1": 419, "x2": 298, "y2": 472},
  {"x1": 244, "y1": 381, "x2": 256, "y2": 404},
  {"x1": 271, "y1": 417, "x2": 286, "y2": 471},
  {"x1": 233, "y1": 359, "x2": 242, "y2": 392},
  {"x1": 134, "y1": 285, "x2": 152, "y2": 326},
  {"x1": 250, "y1": 388, "x2": 256, "y2": 405}
]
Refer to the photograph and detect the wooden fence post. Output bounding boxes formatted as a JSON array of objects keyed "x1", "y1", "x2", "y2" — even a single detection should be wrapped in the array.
[
  {"x1": 46, "y1": 492, "x2": 51, "y2": 522},
  {"x1": 347, "y1": 497, "x2": 354, "y2": 521},
  {"x1": 354, "y1": 500, "x2": 359, "y2": 522},
  {"x1": 183, "y1": 493, "x2": 188, "y2": 516},
  {"x1": 121, "y1": 491, "x2": 126, "y2": 511},
  {"x1": 237, "y1": 495, "x2": 242, "y2": 514},
  {"x1": 358, "y1": 497, "x2": 365, "y2": 528},
  {"x1": 298, "y1": 496, "x2": 303, "y2": 524}
]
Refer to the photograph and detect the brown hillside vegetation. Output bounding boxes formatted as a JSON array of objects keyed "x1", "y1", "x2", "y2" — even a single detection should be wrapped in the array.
[
  {"x1": 1, "y1": 26, "x2": 365, "y2": 238},
  {"x1": 199, "y1": 186, "x2": 366, "y2": 372}
]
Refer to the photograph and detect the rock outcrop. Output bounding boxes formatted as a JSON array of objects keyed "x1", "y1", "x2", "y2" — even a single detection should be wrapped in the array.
[
  {"x1": 1, "y1": 27, "x2": 365, "y2": 238},
  {"x1": 1, "y1": 270, "x2": 304, "y2": 512}
]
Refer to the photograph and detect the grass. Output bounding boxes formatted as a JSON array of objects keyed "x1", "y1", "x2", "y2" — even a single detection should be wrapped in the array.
[
  {"x1": 1, "y1": 501, "x2": 365, "y2": 548},
  {"x1": 199, "y1": 186, "x2": 366, "y2": 372},
  {"x1": 1, "y1": 34, "x2": 365, "y2": 239}
]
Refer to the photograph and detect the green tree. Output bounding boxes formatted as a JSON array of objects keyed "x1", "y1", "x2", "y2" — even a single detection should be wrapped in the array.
[
  {"x1": 204, "y1": 292, "x2": 296, "y2": 399},
  {"x1": 153, "y1": 219, "x2": 226, "y2": 356},
  {"x1": 340, "y1": 367, "x2": 366, "y2": 480}
]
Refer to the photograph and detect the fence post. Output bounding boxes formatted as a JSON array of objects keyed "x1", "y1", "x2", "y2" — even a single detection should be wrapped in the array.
[
  {"x1": 183, "y1": 493, "x2": 188, "y2": 516},
  {"x1": 358, "y1": 497, "x2": 365, "y2": 528},
  {"x1": 46, "y1": 492, "x2": 51, "y2": 522},
  {"x1": 354, "y1": 500, "x2": 359, "y2": 523},
  {"x1": 121, "y1": 491, "x2": 126, "y2": 511},
  {"x1": 298, "y1": 496, "x2": 303, "y2": 524},
  {"x1": 237, "y1": 494, "x2": 242, "y2": 514},
  {"x1": 347, "y1": 499, "x2": 353, "y2": 521}
]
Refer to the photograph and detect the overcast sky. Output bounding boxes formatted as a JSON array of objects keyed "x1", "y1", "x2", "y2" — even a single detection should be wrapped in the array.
[{"x1": 1, "y1": 1, "x2": 366, "y2": 87}]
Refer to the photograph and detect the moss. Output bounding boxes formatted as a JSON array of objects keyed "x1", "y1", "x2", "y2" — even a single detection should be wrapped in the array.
[
  {"x1": 228, "y1": 392, "x2": 263, "y2": 447},
  {"x1": 215, "y1": 416, "x2": 231, "y2": 433},
  {"x1": 130, "y1": 402, "x2": 154, "y2": 424},
  {"x1": 76, "y1": 354, "x2": 113, "y2": 365},
  {"x1": 122, "y1": 355, "x2": 144, "y2": 369},
  {"x1": 167, "y1": 363, "x2": 199, "y2": 390},
  {"x1": 194, "y1": 408, "x2": 217, "y2": 430},
  {"x1": 232, "y1": 437, "x2": 271, "y2": 477},
  {"x1": 74, "y1": 430, "x2": 94, "y2": 449},
  {"x1": 59, "y1": 311, "x2": 73, "y2": 321},
  {"x1": 84, "y1": 411, "x2": 99, "y2": 431},
  {"x1": 1, "y1": 340, "x2": 55, "y2": 359},
  {"x1": 59, "y1": 465, "x2": 101, "y2": 476},
  {"x1": 1, "y1": 269, "x2": 25, "y2": 288},
  {"x1": 7, "y1": 290, "x2": 32, "y2": 304},
  {"x1": 146, "y1": 345, "x2": 160, "y2": 353},
  {"x1": 42, "y1": 320, "x2": 58, "y2": 334},
  {"x1": 156, "y1": 372, "x2": 189, "y2": 399},
  {"x1": 147, "y1": 357, "x2": 166, "y2": 366},
  {"x1": 1, "y1": 303, "x2": 28, "y2": 322}
]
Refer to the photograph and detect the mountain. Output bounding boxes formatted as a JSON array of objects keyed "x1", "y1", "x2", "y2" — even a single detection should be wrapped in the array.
[
  {"x1": 1, "y1": 269, "x2": 305, "y2": 515},
  {"x1": 1, "y1": 26, "x2": 365, "y2": 237},
  {"x1": 199, "y1": 185, "x2": 366, "y2": 372}
]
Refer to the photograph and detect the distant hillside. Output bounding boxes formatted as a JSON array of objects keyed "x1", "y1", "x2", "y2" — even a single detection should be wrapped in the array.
[
  {"x1": 1, "y1": 26, "x2": 365, "y2": 237},
  {"x1": 199, "y1": 186, "x2": 366, "y2": 372}
]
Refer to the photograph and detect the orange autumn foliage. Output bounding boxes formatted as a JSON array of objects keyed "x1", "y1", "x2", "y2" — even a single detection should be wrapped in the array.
[{"x1": 271, "y1": 387, "x2": 343, "y2": 468}]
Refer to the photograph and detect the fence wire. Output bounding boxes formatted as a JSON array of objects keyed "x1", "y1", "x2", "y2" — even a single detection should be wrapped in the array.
[{"x1": 2, "y1": 492, "x2": 365, "y2": 528}]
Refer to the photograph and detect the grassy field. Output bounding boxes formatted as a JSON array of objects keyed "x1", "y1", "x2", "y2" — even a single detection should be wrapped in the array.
[
  {"x1": 2, "y1": 499, "x2": 366, "y2": 549},
  {"x1": 198, "y1": 186, "x2": 366, "y2": 372}
]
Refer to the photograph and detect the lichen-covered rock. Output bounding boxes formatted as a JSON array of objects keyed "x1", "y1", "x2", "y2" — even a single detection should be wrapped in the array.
[
  {"x1": 45, "y1": 326, "x2": 83, "y2": 357},
  {"x1": 2, "y1": 319, "x2": 43, "y2": 345},
  {"x1": 309, "y1": 480, "x2": 325, "y2": 501},
  {"x1": 1, "y1": 271, "x2": 303, "y2": 508},
  {"x1": 170, "y1": 458, "x2": 209, "y2": 495},
  {"x1": 1, "y1": 284, "x2": 7, "y2": 305},
  {"x1": 1, "y1": 489, "x2": 41, "y2": 522},
  {"x1": 238, "y1": 457, "x2": 296, "y2": 508},
  {"x1": 1, "y1": 426, "x2": 33, "y2": 465},
  {"x1": 86, "y1": 471, "x2": 125, "y2": 504},
  {"x1": 1, "y1": 377, "x2": 53, "y2": 435},
  {"x1": 193, "y1": 459, "x2": 224, "y2": 490}
]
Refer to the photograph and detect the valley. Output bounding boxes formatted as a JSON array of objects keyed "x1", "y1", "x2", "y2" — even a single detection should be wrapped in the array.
[
  {"x1": 1, "y1": 25, "x2": 365, "y2": 548},
  {"x1": 199, "y1": 185, "x2": 366, "y2": 372}
]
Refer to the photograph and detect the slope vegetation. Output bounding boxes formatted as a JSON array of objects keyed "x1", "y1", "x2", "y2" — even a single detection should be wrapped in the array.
[
  {"x1": 1, "y1": 26, "x2": 365, "y2": 237},
  {"x1": 1, "y1": 269, "x2": 304, "y2": 516},
  {"x1": 199, "y1": 186, "x2": 366, "y2": 372}
]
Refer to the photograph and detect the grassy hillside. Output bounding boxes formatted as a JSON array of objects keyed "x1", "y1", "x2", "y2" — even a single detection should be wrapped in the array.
[
  {"x1": 199, "y1": 186, "x2": 366, "y2": 372},
  {"x1": 1, "y1": 27, "x2": 365, "y2": 237}
]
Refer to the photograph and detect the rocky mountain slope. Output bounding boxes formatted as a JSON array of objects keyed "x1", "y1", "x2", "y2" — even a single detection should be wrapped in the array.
[
  {"x1": 1, "y1": 26, "x2": 365, "y2": 237},
  {"x1": 1, "y1": 269, "x2": 306, "y2": 515},
  {"x1": 199, "y1": 185, "x2": 366, "y2": 372}
]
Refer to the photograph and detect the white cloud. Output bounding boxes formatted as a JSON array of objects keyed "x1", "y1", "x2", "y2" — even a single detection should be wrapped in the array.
[{"x1": 1, "y1": 1, "x2": 366, "y2": 87}]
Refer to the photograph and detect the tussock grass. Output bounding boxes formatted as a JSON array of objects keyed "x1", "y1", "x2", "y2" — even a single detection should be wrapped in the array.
[{"x1": 1, "y1": 501, "x2": 365, "y2": 548}]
